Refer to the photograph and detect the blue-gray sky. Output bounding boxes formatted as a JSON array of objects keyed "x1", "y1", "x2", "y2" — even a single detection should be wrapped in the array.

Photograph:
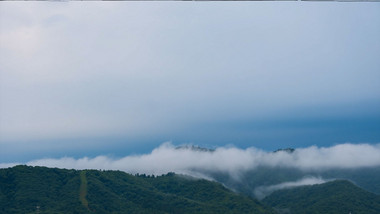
[{"x1": 0, "y1": 2, "x2": 380, "y2": 162}]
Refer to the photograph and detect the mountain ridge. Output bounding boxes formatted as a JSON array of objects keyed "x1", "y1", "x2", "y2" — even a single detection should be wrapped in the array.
[
  {"x1": 2, "y1": 165, "x2": 380, "y2": 214},
  {"x1": 263, "y1": 179, "x2": 380, "y2": 214},
  {"x1": 0, "y1": 165, "x2": 273, "y2": 214}
]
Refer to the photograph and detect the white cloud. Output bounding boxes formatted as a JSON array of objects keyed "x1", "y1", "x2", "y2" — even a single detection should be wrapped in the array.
[
  {"x1": 3, "y1": 143, "x2": 380, "y2": 177},
  {"x1": 253, "y1": 177, "x2": 329, "y2": 199}
]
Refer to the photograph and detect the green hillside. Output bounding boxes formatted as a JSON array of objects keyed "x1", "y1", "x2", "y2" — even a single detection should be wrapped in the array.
[
  {"x1": 262, "y1": 180, "x2": 380, "y2": 214},
  {"x1": 208, "y1": 166, "x2": 380, "y2": 198},
  {"x1": 0, "y1": 165, "x2": 273, "y2": 214}
]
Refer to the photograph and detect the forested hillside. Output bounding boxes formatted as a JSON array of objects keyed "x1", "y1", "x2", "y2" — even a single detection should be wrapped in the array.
[
  {"x1": 263, "y1": 180, "x2": 380, "y2": 214},
  {"x1": 208, "y1": 166, "x2": 380, "y2": 198},
  {"x1": 2, "y1": 165, "x2": 379, "y2": 214},
  {"x1": 0, "y1": 165, "x2": 273, "y2": 214}
]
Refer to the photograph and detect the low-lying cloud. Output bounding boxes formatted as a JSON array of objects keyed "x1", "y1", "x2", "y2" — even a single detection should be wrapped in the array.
[
  {"x1": 253, "y1": 177, "x2": 329, "y2": 199},
  {"x1": 2, "y1": 143, "x2": 380, "y2": 177}
]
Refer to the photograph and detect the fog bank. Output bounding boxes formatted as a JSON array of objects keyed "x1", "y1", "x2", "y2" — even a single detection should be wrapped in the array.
[
  {"x1": 2, "y1": 143, "x2": 380, "y2": 178},
  {"x1": 253, "y1": 177, "x2": 329, "y2": 199}
]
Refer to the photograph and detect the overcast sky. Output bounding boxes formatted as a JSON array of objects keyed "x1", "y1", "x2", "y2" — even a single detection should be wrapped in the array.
[{"x1": 1, "y1": 2, "x2": 380, "y2": 162}]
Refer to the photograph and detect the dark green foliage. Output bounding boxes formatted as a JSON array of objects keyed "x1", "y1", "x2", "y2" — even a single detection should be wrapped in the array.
[
  {"x1": 0, "y1": 165, "x2": 87, "y2": 214},
  {"x1": 320, "y1": 167, "x2": 380, "y2": 195},
  {"x1": 208, "y1": 166, "x2": 380, "y2": 198},
  {"x1": 262, "y1": 180, "x2": 380, "y2": 214},
  {"x1": 0, "y1": 166, "x2": 273, "y2": 214},
  {"x1": 83, "y1": 170, "x2": 273, "y2": 213},
  {"x1": 210, "y1": 166, "x2": 307, "y2": 198}
]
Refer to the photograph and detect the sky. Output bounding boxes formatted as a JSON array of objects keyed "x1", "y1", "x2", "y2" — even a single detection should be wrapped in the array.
[{"x1": 0, "y1": 2, "x2": 380, "y2": 163}]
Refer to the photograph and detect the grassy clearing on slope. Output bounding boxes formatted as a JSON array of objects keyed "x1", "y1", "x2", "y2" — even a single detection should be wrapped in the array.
[{"x1": 79, "y1": 170, "x2": 89, "y2": 210}]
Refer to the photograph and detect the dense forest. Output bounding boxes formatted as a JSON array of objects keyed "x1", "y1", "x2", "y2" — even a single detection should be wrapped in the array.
[
  {"x1": 262, "y1": 180, "x2": 380, "y2": 214},
  {"x1": 0, "y1": 165, "x2": 273, "y2": 214},
  {"x1": 164, "y1": 148, "x2": 380, "y2": 199},
  {"x1": 207, "y1": 166, "x2": 380, "y2": 198},
  {"x1": 1, "y1": 165, "x2": 380, "y2": 214}
]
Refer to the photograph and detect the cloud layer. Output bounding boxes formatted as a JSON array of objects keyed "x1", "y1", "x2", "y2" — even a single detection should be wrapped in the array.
[
  {"x1": 2, "y1": 143, "x2": 380, "y2": 177},
  {"x1": 253, "y1": 177, "x2": 329, "y2": 199}
]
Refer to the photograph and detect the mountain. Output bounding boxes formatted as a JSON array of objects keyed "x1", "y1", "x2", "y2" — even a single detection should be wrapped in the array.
[
  {"x1": 262, "y1": 180, "x2": 380, "y2": 214},
  {"x1": 208, "y1": 166, "x2": 380, "y2": 199},
  {"x1": 2, "y1": 165, "x2": 380, "y2": 214},
  {"x1": 0, "y1": 165, "x2": 274, "y2": 214},
  {"x1": 168, "y1": 146, "x2": 380, "y2": 198},
  {"x1": 175, "y1": 145, "x2": 215, "y2": 152},
  {"x1": 273, "y1": 148, "x2": 295, "y2": 153}
]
